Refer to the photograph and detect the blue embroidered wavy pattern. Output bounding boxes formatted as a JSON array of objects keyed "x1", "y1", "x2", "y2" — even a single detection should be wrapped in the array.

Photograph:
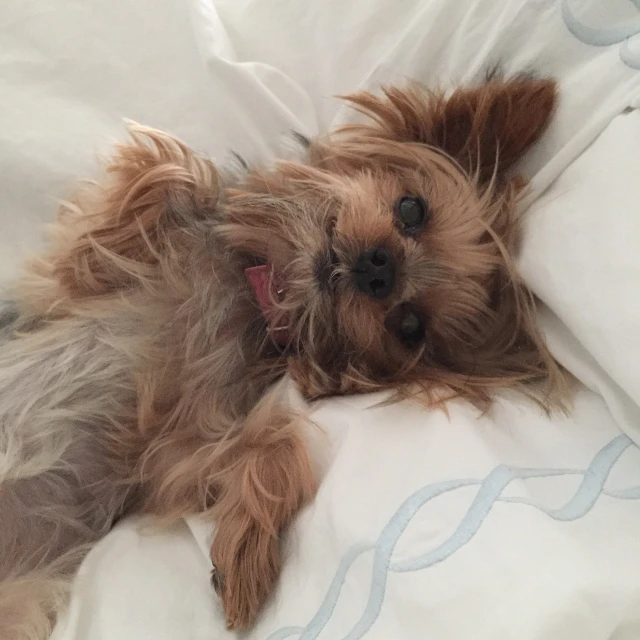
[
  {"x1": 562, "y1": 0, "x2": 640, "y2": 69},
  {"x1": 265, "y1": 434, "x2": 640, "y2": 640}
]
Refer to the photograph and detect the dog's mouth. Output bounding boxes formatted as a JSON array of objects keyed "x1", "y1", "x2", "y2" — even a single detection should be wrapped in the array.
[{"x1": 244, "y1": 264, "x2": 289, "y2": 348}]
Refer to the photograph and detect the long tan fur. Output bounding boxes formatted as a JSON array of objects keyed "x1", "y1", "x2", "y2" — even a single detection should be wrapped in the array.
[{"x1": 0, "y1": 75, "x2": 568, "y2": 638}]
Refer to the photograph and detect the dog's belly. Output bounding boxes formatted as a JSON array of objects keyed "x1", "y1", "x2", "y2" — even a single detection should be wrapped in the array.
[
  {"x1": 0, "y1": 301, "x2": 19, "y2": 341},
  {"x1": 0, "y1": 314, "x2": 138, "y2": 576},
  {"x1": 0, "y1": 436, "x2": 123, "y2": 580}
]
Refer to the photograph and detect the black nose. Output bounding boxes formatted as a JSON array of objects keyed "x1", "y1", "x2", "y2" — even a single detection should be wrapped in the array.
[{"x1": 353, "y1": 246, "x2": 396, "y2": 299}]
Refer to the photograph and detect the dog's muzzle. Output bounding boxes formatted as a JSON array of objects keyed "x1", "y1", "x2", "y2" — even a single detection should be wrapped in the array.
[{"x1": 352, "y1": 246, "x2": 396, "y2": 299}]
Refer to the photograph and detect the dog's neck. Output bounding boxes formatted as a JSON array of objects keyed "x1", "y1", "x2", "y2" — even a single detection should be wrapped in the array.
[{"x1": 244, "y1": 265, "x2": 289, "y2": 348}]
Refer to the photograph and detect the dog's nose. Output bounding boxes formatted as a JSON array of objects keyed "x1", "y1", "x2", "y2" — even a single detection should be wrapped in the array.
[{"x1": 353, "y1": 246, "x2": 396, "y2": 299}]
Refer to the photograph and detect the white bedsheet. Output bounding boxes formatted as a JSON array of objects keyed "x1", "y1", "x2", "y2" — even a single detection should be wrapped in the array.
[
  {"x1": 1, "y1": 0, "x2": 640, "y2": 639},
  {"x1": 53, "y1": 386, "x2": 640, "y2": 640}
]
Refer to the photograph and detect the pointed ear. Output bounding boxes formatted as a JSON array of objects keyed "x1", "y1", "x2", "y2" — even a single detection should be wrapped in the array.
[
  {"x1": 52, "y1": 125, "x2": 219, "y2": 297},
  {"x1": 343, "y1": 76, "x2": 558, "y2": 181}
]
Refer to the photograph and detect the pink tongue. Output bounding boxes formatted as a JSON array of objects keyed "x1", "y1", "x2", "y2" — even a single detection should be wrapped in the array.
[
  {"x1": 244, "y1": 265, "x2": 288, "y2": 347},
  {"x1": 245, "y1": 265, "x2": 275, "y2": 317}
]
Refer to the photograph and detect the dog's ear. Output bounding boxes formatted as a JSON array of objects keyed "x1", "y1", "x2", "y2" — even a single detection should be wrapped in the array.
[
  {"x1": 52, "y1": 125, "x2": 219, "y2": 298},
  {"x1": 342, "y1": 76, "x2": 557, "y2": 181}
]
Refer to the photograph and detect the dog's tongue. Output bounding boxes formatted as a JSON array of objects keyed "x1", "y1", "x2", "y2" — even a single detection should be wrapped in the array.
[{"x1": 244, "y1": 265, "x2": 289, "y2": 347}]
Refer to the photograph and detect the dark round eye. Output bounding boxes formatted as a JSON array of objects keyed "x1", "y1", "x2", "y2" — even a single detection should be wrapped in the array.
[
  {"x1": 386, "y1": 304, "x2": 426, "y2": 349},
  {"x1": 400, "y1": 312, "x2": 421, "y2": 337},
  {"x1": 395, "y1": 195, "x2": 429, "y2": 233}
]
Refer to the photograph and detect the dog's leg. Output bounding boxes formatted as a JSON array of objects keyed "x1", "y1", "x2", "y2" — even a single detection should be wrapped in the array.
[
  {"x1": 0, "y1": 317, "x2": 137, "y2": 640},
  {"x1": 0, "y1": 463, "x2": 117, "y2": 640},
  {"x1": 209, "y1": 391, "x2": 316, "y2": 630}
]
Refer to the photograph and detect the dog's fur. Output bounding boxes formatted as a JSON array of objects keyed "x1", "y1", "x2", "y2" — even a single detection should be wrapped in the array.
[{"x1": 0, "y1": 75, "x2": 568, "y2": 639}]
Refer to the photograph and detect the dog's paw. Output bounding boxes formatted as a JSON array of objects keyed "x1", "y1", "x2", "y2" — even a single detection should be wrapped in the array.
[
  {"x1": 207, "y1": 406, "x2": 316, "y2": 629},
  {"x1": 210, "y1": 518, "x2": 281, "y2": 630}
]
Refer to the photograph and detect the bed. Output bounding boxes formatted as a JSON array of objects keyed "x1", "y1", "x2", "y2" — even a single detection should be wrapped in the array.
[{"x1": 1, "y1": 0, "x2": 640, "y2": 638}]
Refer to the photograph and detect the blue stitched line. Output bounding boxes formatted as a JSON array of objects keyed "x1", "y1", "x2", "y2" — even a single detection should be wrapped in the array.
[
  {"x1": 620, "y1": 40, "x2": 640, "y2": 70},
  {"x1": 298, "y1": 543, "x2": 374, "y2": 640},
  {"x1": 345, "y1": 437, "x2": 631, "y2": 639},
  {"x1": 561, "y1": 0, "x2": 640, "y2": 45},
  {"x1": 267, "y1": 627, "x2": 305, "y2": 640},
  {"x1": 498, "y1": 436, "x2": 631, "y2": 519},
  {"x1": 264, "y1": 435, "x2": 639, "y2": 640},
  {"x1": 604, "y1": 485, "x2": 640, "y2": 499},
  {"x1": 561, "y1": 0, "x2": 640, "y2": 69},
  {"x1": 340, "y1": 480, "x2": 479, "y2": 640},
  {"x1": 390, "y1": 468, "x2": 570, "y2": 574}
]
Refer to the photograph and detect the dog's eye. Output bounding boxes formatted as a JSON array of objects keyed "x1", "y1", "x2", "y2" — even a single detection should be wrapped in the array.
[
  {"x1": 386, "y1": 303, "x2": 426, "y2": 349},
  {"x1": 394, "y1": 195, "x2": 429, "y2": 233},
  {"x1": 398, "y1": 309, "x2": 425, "y2": 348}
]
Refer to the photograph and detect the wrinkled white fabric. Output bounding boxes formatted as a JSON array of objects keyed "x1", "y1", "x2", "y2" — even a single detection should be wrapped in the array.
[{"x1": 1, "y1": 0, "x2": 639, "y2": 638}]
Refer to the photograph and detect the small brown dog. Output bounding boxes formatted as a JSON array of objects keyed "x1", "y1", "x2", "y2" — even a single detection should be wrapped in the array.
[{"x1": 0, "y1": 74, "x2": 567, "y2": 639}]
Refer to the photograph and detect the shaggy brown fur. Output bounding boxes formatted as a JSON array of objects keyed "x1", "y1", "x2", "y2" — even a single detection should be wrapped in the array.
[{"x1": 0, "y1": 75, "x2": 568, "y2": 638}]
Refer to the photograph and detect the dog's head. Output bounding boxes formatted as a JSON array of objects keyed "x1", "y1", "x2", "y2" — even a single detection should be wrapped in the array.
[
  {"x1": 46, "y1": 76, "x2": 565, "y2": 408},
  {"x1": 221, "y1": 76, "x2": 565, "y2": 405}
]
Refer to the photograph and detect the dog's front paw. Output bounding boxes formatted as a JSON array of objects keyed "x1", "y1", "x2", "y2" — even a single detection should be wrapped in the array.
[
  {"x1": 208, "y1": 405, "x2": 316, "y2": 629},
  {"x1": 210, "y1": 517, "x2": 281, "y2": 630}
]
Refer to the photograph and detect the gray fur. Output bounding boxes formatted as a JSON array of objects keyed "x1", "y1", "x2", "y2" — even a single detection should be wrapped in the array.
[{"x1": 0, "y1": 300, "x2": 18, "y2": 342}]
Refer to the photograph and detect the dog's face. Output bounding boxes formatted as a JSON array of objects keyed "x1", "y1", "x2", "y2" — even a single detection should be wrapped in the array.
[
  {"x1": 222, "y1": 76, "x2": 562, "y2": 402},
  {"x1": 49, "y1": 75, "x2": 563, "y2": 406}
]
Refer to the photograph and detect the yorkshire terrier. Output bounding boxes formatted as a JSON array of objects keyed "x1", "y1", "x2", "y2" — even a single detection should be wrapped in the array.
[{"x1": 0, "y1": 74, "x2": 567, "y2": 639}]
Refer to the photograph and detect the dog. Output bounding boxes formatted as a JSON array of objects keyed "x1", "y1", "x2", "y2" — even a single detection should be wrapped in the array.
[{"x1": 0, "y1": 74, "x2": 568, "y2": 639}]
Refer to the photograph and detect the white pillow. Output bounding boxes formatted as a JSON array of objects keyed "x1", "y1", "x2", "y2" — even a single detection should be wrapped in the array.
[
  {"x1": 520, "y1": 109, "x2": 640, "y2": 434},
  {"x1": 214, "y1": 0, "x2": 640, "y2": 192},
  {"x1": 0, "y1": 0, "x2": 316, "y2": 284}
]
